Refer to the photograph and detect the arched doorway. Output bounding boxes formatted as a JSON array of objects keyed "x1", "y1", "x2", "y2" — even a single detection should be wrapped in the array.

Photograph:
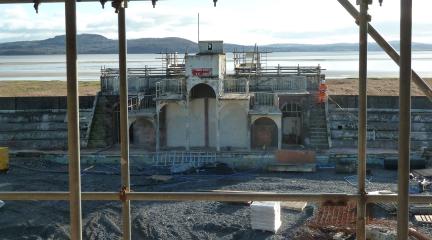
[
  {"x1": 281, "y1": 102, "x2": 302, "y2": 145},
  {"x1": 189, "y1": 83, "x2": 216, "y2": 148},
  {"x1": 251, "y1": 117, "x2": 278, "y2": 149},
  {"x1": 129, "y1": 118, "x2": 155, "y2": 149}
]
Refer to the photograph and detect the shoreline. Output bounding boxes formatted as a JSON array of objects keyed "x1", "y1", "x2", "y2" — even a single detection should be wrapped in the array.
[{"x1": 0, "y1": 78, "x2": 431, "y2": 97}]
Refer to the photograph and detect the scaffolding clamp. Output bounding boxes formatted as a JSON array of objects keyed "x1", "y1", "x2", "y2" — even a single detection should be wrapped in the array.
[
  {"x1": 119, "y1": 185, "x2": 130, "y2": 202},
  {"x1": 111, "y1": 0, "x2": 125, "y2": 13},
  {"x1": 33, "y1": 0, "x2": 40, "y2": 13},
  {"x1": 100, "y1": 0, "x2": 108, "y2": 9}
]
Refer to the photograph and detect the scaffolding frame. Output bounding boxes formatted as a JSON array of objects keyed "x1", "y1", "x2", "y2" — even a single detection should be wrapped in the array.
[{"x1": 0, "y1": 0, "x2": 431, "y2": 240}]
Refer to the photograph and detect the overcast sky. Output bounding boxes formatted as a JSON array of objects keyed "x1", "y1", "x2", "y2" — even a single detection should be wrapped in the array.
[{"x1": 0, "y1": 0, "x2": 431, "y2": 45}]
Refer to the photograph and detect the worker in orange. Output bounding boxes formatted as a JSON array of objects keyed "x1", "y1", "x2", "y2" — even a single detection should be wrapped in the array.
[{"x1": 317, "y1": 80, "x2": 327, "y2": 104}]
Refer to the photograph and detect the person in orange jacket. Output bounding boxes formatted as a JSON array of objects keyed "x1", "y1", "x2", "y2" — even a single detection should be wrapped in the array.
[{"x1": 318, "y1": 80, "x2": 327, "y2": 104}]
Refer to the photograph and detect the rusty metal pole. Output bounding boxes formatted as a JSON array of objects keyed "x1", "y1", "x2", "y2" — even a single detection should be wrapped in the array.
[
  {"x1": 118, "y1": 2, "x2": 132, "y2": 239},
  {"x1": 357, "y1": 1, "x2": 368, "y2": 239},
  {"x1": 398, "y1": 0, "x2": 412, "y2": 239},
  {"x1": 65, "y1": 0, "x2": 82, "y2": 239}
]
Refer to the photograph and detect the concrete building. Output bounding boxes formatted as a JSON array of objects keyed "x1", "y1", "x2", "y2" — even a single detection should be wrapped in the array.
[{"x1": 101, "y1": 41, "x2": 327, "y2": 152}]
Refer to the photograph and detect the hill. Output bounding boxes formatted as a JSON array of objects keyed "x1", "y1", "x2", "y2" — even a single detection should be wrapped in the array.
[{"x1": 0, "y1": 34, "x2": 431, "y2": 55}]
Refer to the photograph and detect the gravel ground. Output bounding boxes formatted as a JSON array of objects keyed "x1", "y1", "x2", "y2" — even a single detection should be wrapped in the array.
[{"x1": 0, "y1": 159, "x2": 431, "y2": 240}]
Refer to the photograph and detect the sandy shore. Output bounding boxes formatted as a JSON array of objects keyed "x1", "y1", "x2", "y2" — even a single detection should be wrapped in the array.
[
  {"x1": 0, "y1": 78, "x2": 431, "y2": 97},
  {"x1": 327, "y1": 78, "x2": 432, "y2": 96},
  {"x1": 0, "y1": 80, "x2": 99, "y2": 97}
]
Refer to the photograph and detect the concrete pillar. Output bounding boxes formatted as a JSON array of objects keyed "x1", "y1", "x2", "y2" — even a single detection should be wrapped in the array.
[
  {"x1": 185, "y1": 98, "x2": 190, "y2": 151},
  {"x1": 278, "y1": 118, "x2": 282, "y2": 150},
  {"x1": 156, "y1": 104, "x2": 160, "y2": 152},
  {"x1": 247, "y1": 116, "x2": 252, "y2": 150},
  {"x1": 216, "y1": 98, "x2": 220, "y2": 151}
]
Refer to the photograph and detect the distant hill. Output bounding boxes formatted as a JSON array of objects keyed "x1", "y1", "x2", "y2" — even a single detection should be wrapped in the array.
[{"x1": 0, "y1": 34, "x2": 431, "y2": 55}]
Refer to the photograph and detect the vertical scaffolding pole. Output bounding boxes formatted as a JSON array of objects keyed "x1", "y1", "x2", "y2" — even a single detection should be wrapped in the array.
[
  {"x1": 357, "y1": 1, "x2": 368, "y2": 239},
  {"x1": 398, "y1": 0, "x2": 412, "y2": 239},
  {"x1": 65, "y1": 0, "x2": 82, "y2": 239},
  {"x1": 118, "y1": 2, "x2": 132, "y2": 239}
]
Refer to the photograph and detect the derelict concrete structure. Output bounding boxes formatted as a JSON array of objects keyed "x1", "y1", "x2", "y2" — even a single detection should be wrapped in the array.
[
  {"x1": 0, "y1": 1, "x2": 431, "y2": 240},
  {"x1": 102, "y1": 42, "x2": 323, "y2": 152}
]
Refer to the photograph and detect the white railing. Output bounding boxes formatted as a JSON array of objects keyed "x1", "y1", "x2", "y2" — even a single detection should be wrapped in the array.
[
  {"x1": 128, "y1": 95, "x2": 156, "y2": 111},
  {"x1": 272, "y1": 77, "x2": 307, "y2": 91},
  {"x1": 153, "y1": 151, "x2": 217, "y2": 168},
  {"x1": 223, "y1": 79, "x2": 249, "y2": 93},
  {"x1": 253, "y1": 92, "x2": 279, "y2": 108},
  {"x1": 155, "y1": 79, "x2": 185, "y2": 98}
]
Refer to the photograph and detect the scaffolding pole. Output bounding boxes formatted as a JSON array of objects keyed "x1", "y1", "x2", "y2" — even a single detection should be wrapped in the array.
[
  {"x1": 118, "y1": 2, "x2": 132, "y2": 240},
  {"x1": 337, "y1": 0, "x2": 432, "y2": 102},
  {"x1": 398, "y1": 0, "x2": 412, "y2": 239},
  {"x1": 357, "y1": 1, "x2": 368, "y2": 239},
  {"x1": 65, "y1": 0, "x2": 82, "y2": 239}
]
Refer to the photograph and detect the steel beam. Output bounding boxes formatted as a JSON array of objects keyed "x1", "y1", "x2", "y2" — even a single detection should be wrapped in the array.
[
  {"x1": 65, "y1": 0, "x2": 82, "y2": 239},
  {"x1": 356, "y1": 1, "x2": 368, "y2": 239},
  {"x1": 118, "y1": 3, "x2": 132, "y2": 240},
  {"x1": 337, "y1": 0, "x2": 432, "y2": 102},
  {"x1": 398, "y1": 0, "x2": 412, "y2": 239}
]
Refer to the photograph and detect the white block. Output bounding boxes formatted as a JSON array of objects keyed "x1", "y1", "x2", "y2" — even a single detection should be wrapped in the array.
[{"x1": 250, "y1": 201, "x2": 281, "y2": 233}]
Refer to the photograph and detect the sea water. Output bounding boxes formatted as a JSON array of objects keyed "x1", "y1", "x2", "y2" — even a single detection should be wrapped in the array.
[{"x1": 0, "y1": 51, "x2": 431, "y2": 81}]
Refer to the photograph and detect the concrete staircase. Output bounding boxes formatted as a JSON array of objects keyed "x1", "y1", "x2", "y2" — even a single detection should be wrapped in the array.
[
  {"x1": 309, "y1": 104, "x2": 330, "y2": 149},
  {"x1": 0, "y1": 109, "x2": 93, "y2": 150},
  {"x1": 87, "y1": 95, "x2": 115, "y2": 149}
]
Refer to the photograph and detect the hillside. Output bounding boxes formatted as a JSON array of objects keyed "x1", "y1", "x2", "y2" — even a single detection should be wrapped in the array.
[{"x1": 0, "y1": 34, "x2": 431, "y2": 55}]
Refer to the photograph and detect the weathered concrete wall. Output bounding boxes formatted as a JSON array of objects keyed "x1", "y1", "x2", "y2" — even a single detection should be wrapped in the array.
[
  {"x1": 0, "y1": 109, "x2": 92, "y2": 150},
  {"x1": 0, "y1": 96, "x2": 95, "y2": 150},
  {"x1": 185, "y1": 54, "x2": 226, "y2": 79},
  {"x1": 190, "y1": 99, "x2": 205, "y2": 147},
  {"x1": 329, "y1": 95, "x2": 432, "y2": 150},
  {"x1": 220, "y1": 101, "x2": 249, "y2": 149},
  {"x1": 208, "y1": 99, "x2": 216, "y2": 147},
  {"x1": 166, "y1": 102, "x2": 187, "y2": 147},
  {"x1": 0, "y1": 96, "x2": 94, "y2": 110}
]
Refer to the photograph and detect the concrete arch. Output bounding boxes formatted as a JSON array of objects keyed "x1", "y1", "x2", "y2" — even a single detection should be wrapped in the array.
[
  {"x1": 129, "y1": 117, "x2": 156, "y2": 148},
  {"x1": 189, "y1": 83, "x2": 217, "y2": 98},
  {"x1": 251, "y1": 117, "x2": 278, "y2": 149}
]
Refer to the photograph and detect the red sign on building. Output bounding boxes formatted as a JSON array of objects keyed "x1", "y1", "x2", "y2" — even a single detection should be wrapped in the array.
[{"x1": 192, "y1": 68, "x2": 212, "y2": 77}]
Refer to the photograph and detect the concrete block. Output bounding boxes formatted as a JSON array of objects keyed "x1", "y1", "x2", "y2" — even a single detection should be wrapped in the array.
[{"x1": 275, "y1": 150, "x2": 315, "y2": 164}]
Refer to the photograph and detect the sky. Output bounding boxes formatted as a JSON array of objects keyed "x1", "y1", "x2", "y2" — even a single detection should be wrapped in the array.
[{"x1": 0, "y1": 0, "x2": 431, "y2": 45}]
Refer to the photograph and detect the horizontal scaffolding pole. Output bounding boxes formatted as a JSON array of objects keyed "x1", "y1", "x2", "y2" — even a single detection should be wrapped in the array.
[{"x1": 0, "y1": 191, "x2": 432, "y2": 203}]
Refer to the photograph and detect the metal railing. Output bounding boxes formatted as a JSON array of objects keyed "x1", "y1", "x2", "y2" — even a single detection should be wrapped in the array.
[
  {"x1": 128, "y1": 95, "x2": 156, "y2": 111},
  {"x1": 223, "y1": 79, "x2": 249, "y2": 93},
  {"x1": 155, "y1": 79, "x2": 185, "y2": 98},
  {"x1": 153, "y1": 151, "x2": 217, "y2": 168},
  {"x1": 235, "y1": 65, "x2": 323, "y2": 76},
  {"x1": 272, "y1": 77, "x2": 307, "y2": 91},
  {"x1": 251, "y1": 92, "x2": 280, "y2": 111}
]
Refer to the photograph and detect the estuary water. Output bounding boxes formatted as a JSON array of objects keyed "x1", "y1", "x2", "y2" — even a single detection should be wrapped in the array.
[{"x1": 0, "y1": 51, "x2": 431, "y2": 81}]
